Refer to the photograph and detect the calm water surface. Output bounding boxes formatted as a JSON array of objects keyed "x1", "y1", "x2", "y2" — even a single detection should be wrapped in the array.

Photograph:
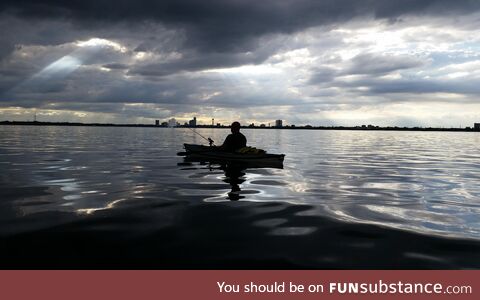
[{"x1": 1, "y1": 126, "x2": 479, "y2": 268}]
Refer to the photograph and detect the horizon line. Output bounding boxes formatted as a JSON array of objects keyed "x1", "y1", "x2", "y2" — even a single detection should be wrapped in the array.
[{"x1": 1, "y1": 120, "x2": 479, "y2": 132}]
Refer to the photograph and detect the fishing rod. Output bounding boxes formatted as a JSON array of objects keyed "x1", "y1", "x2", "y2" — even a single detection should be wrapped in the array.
[{"x1": 188, "y1": 127, "x2": 215, "y2": 146}]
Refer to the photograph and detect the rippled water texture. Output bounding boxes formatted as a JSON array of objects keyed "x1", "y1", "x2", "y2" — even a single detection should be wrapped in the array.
[{"x1": 1, "y1": 126, "x2": 479, "y2": 268}]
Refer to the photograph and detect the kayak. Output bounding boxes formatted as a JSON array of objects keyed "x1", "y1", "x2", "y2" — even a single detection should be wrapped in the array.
[{"x1": 182, "y1": 143, "x2": 285, "y2": 167}]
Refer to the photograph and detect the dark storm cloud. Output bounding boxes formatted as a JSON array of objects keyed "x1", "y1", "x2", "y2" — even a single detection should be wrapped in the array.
[
  {"x1": 309, "y1": 53, "x2": 425, "y2": 85},
  {"x1": 0, "y1": 15, "x2": 92, "y2": 62},
  {"x1": 1, "y1": 63, "x2": 303, "y2": 111},
  {"x1": 1, "y1": 0, "x2": 479, "y2": 76},
  {"x1": 102, "y1": 63, "x2": 129, "y2": 70},
  {"x1": 1, "y1": 0, "x2": 479, "y2": 53},
  {"x1": 309, "y1": 67, "x2": 339, "y2": 84},
  {"x1": 369, "y1": 79, "x2": 480, "y2": 95},
  {"x1": 128, "y1": 50, "x2": 271, "y2": 77},
  {"x1": 345, "y1": 53, "x2": 425, "y2": 75},
  {"x1": 2, "y1": 0, "x2": 480, "y2": 125},
  {"x1": 331, "y1": 76, "x2": 480, "y2": 98}
]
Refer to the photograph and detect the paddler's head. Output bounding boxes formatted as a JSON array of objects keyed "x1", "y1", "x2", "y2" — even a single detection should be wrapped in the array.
[{"x1": 231, "y1": 121, "x2": 241, "y2": 133}]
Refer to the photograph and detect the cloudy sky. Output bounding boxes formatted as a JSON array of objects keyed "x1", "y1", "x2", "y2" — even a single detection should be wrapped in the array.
[{"x1": 1, "y1": 0, "x2": 480, "y2": 127}]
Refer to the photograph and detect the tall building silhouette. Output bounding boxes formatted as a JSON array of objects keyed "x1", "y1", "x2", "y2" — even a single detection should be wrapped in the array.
[{"x1": 168, "y1": 118, "x2": 177, "y2": 127}]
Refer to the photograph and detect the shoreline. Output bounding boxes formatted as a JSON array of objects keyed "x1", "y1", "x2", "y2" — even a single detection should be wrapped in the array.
[{"x1": 1, "y1": 120, "x2": 478, "y2": 132}]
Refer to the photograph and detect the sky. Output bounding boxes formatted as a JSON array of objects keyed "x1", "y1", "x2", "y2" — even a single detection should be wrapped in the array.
[{"x1": 1, "y1": 0, "x2": 480, "y2": 127}]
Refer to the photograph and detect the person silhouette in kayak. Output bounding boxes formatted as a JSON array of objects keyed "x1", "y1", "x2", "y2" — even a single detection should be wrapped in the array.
[{"x1": 219, "y1": 121, "x2": 247, "y2": 152}]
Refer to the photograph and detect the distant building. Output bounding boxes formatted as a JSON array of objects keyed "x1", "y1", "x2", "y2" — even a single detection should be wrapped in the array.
[
  {"x1": 275, "y1": 120, "x2": 283, "y2": 128},
  {"x1": 189, "y1": 117, "x2": 197, "y2": 127},
  {"x1": 155, "y1": 120, "x2": 160, "y2": 126},
  {"x1": 168, "y1": 118, "x2": 177, "y2": 127},
  {"x1": 475, "y1": 123, "x2": 480, "y2": 130}
]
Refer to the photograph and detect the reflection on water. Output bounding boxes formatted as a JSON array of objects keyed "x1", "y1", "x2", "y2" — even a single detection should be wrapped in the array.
[
  {"x1": 0, "y1": 125, "x2": 479, "y2": 268},
  {"x1": 179, "y1": 153, "x2": 285, "y2": 201}
]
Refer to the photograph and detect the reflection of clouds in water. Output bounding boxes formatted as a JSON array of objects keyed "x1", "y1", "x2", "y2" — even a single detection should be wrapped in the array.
[
  {"x1": 180, "y1": 128, "x2": 480, "y2": 239},
  {"x1": 362, "y1": 182, "x2": 423, "y2": 191},
  {"x1": 46, "y1": 178, "x2": 81, "y2": 192},
  {"x1": 10, "y1": 153, "x2": 160, "y2": 216},
  {"x1": 77, "y1": 198, "x2": 127, "y2": 215},
  {"x1": 15, "y1": 178, "x2": 85, "y2": 216},
  {"x1": 253, "y1": 218, "x2": 287, "y2": 228},
  {"x1": 1, "y1": 126, "x2": 480, "y2": 241},
  {"x1": 270, "y1": 226, "x2": 317, "y2": 236}
]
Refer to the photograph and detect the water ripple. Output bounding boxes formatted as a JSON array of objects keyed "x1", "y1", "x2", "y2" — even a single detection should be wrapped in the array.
[{"x1": 1, "y1": 126, "x2": 479, "y2": 266}]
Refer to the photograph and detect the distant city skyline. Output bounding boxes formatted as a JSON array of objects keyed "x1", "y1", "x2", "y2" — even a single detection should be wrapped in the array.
[
  {"x1": 3, "y1": 119, "x2": 480, "y2": 132},
  {"x1": 2, "y1": 107, "x2": 480, "y2": 130},
  {"x1": 1, "y1": 1, "x2": 480, "y2": 127}
]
